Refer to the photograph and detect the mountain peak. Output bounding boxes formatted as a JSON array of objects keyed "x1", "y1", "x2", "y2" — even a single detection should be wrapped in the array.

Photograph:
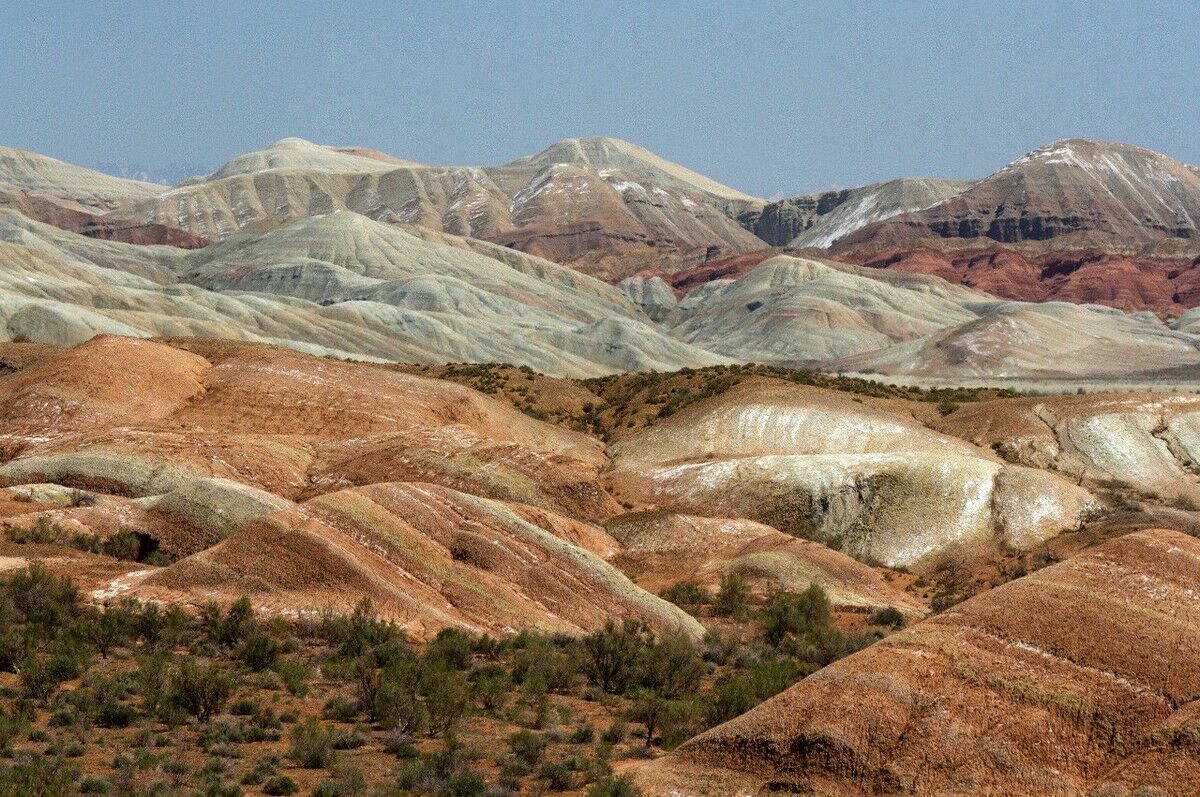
[{"x1": 506, "y1": 136, "x2": 760, "y2": 203}]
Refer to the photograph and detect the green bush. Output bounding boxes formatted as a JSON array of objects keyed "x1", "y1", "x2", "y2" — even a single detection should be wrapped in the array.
[
  {"x1": 168, "y1": 660, "x2": 235, "y2": 721},
  {"x1": 703, "y1": 674, "x2": 756, "y2": 727},
  {"x1": 287, "y1": 718, "x2": 339, "y2": 769},
  {"x1": 238, "y1": 632, "x2": 280, "y2": 672},
  {"x1": 322, "y1": 695, "x2": 360, "y2": 722},
  {"x1": 262, "y1": 775, "x2": 298, "y2": 796},
  {"x1": 580, "y1": 620, "x2": 648, "y2": 694},
  {"x1": 508, "y1": 729, "x2": 544, "y2": 766},
  {"x1": 636, "y1": 635, "x2": 705, "y2": 698},
  {"x1": 869, "y1": 606, "x2": 906, "y2": 629},
  {"x1": 312, "y1": 763, "x2": 366, "y2": 797},
  {"x1": 712, "y1": 573, "x2": 749, "y2": 618},
  {"x1": 659, "y1": 581, "x2": 709, "y2": 611},
  {"x1": 760, "y1": 584, "x2": 832, "y2": 647},
  {"x1": 587, "y1": 775, "x2": 643, "y2": 797}
]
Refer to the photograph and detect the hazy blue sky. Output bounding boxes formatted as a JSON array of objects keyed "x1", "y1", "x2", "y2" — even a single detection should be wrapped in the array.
[{"x1": 3, "y1": 1, "x2": 1197, "y2": 196}]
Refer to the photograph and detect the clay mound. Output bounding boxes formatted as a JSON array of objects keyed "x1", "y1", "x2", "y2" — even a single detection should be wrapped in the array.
[
  {"x1": 0, "y1": 337, "x2": 618, "y2": 520},
  {"x1": 742, "y1": 177, "x2": 969, "y2": 248},
  {"x1": 835, "y1": 301, "x2": 1200, "y2": 380},
  {"x1": 607, "y1": 512, "x2": 921, "y2": 614},
  {"x1": 937, "y1": 392, "x2": 1200, "y2": 504},
  {"x1": 206, "y1": 137, "x2": 422, "y2": 180},
  {"x1": 0, "y1": 145, "x2": 166, "y2": 210},
  {"x1": 0, "y1": 335, "x2": 209, "y2": 434},
  {"x1": 634, "y1": 529, "x2": 1200, "y2": 796},
  {"x1": 133, "y1": 482, "x2": 702, "y2": 640},
  {"x1": 0, "y1": 476, "x2": 287, "y2": 560},
  {"x1": 609, "y1": 380, "x2": 1097, "y2": 567},
  {"x1": 667, "y1": 255, "x2": 982, "y2": 363}
]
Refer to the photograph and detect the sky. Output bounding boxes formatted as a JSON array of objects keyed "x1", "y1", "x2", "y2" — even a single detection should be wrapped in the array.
[{"x1": 3, "y1": 1, "x2": 1198, "y2": 197}]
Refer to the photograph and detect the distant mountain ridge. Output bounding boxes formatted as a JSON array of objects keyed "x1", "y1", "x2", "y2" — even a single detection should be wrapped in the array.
[{"x1": 839, "y1": 139, "x2": 1200, "y2": 253}]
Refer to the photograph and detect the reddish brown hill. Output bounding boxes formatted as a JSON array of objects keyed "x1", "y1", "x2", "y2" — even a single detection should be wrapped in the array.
[
  {"x1": 839, "y1": 139, "x2": 1200, "y2": 255},
  {"x1": 635, "y1": 528, "x2": 1200, "y2": 796},
  {"x1": 839, "y1": 246, "x2": 1200, "y2": 317}
]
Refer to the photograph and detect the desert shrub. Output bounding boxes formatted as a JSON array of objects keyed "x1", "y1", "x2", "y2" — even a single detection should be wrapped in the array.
[
  {"x1": 601, "y1": 718, "x2": 627, "y2": 744},
  {"x1": 102, "y1": 528, "x2": 142, "y2": 562},
  {"x1": 471, "y1": 664, "x2": 511, "y2": 711},
  {"x1": 703, "y1": 674, "x2": 757, "y2": 727},
  {"x1": 746, "y1": 658, "x2": 811, "y2": 700},
  {"x1": 712, "y1": 572, "x2": 749, "y2": 618},
  {"x1": 313, "y1": 763, "x2": 366, "y2": 797},
  {"x1": 395, "y1": 733, "x2": 484, "y2": 795},
  {"x1": 424, "y1": 628, "x2": 474, "y2": 670},
  {"x1": 760, "y1": 584, "x2": 832, "y2": 648},
  {"x1": 508, "y1": 633, "x2": 579, "y2": 693},
  {"x1": 262, "y1": 775, "x2": 298, "y2": 796},
  {"x1": 168, "y1": 660, "x2": 235, "y2": 721},
  {"x1": 322, "y1": 694, "x2": 360, "y2": 723},
  {"x1": 3, "y1": 563, "x2": 81, "y2": 633},
  {"x1": 201, "y1": 596, "x2": 257, "y2": 648},
  {"x1": 659, "y1": 581, "x2": 709, "y2": 611},
  {"x1": 9, "y1": 516, "x2": 70, "y2": 545},
  {"x1": 332, "y1": 727, "x2": 367, "y2": 750},
  {"x1": 625, "y1": 690, "x2": 700, "y2": 749},
  {"x1": 508, "y1": 729, "x2": 545, "y2": 767},
  {"x1": 80, "y1": 676, "x2": 135, "y2": 727},
  {"x1": 79, "y1": 776, "x2": 112, "y2": 793},
  {"x1": 238, "y1": 632, "x2": 280, "y2": 671},
  {"x1": 19, "y1": 654, "x2": 66, "y2": 701},
  {"x1": 319, "y1": 598, "x2": 400, "y2": 658},
  {"x1": 937, "y1": 399, "x2": 960, "y2": 416},
  {"x1": 580, "y1": 620, "x2": 648, "y2": 694},
  {"x1": 568, "y1": 723, "x2": 595, "y2": 744},
  {"x1": 288, "y1": 718, "x2": 339, "y2": 769},
  {"x1": 420, "y1": 660, "x2": 471, "y2": 736},
  {"x1": 537, "y1": 758, "x2": 579, "y2": 791},
  {"x1": 636, "y1": 634, "x2": 705, "y2": 698},
  {"x1": 271, "y1": 658, "x2": 311, "y2": 697},
  {"x1": 869, "y1": 606, "x2": 906, "y2": 629},
  {"x1": 587, "y1": 775, "x2": 643, "y2": 797},
  {"x1": 374, "y1": 680, "x2": 428, "y2": 736}
]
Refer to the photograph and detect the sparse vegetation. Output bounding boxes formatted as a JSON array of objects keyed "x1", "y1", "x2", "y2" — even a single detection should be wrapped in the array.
[{"x1": 0, "y1": 564, "x2": 895, "y2": 793}]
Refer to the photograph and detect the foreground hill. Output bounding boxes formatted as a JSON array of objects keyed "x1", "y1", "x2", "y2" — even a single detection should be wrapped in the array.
[
  {"x1": 0, "y1": 336, "x2": 707, "y2": 637},
  {"x1": 635, "y1": 528, "x2": 1200, "y2": 795}
]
